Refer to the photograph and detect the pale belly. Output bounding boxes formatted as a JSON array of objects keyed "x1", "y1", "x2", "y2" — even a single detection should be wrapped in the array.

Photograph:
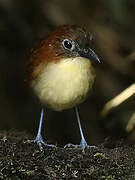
[{"x1": 31, "y1": 57, "x2": 95, "y2": 111}]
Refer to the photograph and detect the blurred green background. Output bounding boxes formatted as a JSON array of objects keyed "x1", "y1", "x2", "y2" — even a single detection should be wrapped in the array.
[{"x1": 0, "y1": 0, "x2": 135, "y2": 146}]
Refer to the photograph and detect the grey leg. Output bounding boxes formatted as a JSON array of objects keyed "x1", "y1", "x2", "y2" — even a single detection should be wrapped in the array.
[
  {"x1": 34, "y1": 108, "x2": 55, "y2": 151},
  {"x1": 75, "y1": 107, "x2": 88, "y2": 147},
  {"x1": 64, "y1": 107, "x2": 96, "y2": 152}
]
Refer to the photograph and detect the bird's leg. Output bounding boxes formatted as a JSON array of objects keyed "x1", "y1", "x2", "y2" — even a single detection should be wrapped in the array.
[
  {"x1": 34, "y1": 108, "x2": 55, "y2": 151},
  {"x1": 75, "y1": 107, "x2": 96, "y2": 150},
  {"x1": 64, "y1": 107, "x2": 96, "y2": 152},
  {"x1": 75, "y1": 106, "x2": 88, "y2": 147},
  {"x1": 34, "y1": 108, "x2": 45, "y2": 150}
]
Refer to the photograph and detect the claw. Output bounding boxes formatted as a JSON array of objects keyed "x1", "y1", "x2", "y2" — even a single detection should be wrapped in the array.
[
  {"x1": 34, "y1": 135, "x2": 45, "y2": 151},
  {"x1": 32, "y1": 135, "x2": 56, "y2": 151},
  {"x1": 64, "y1": 142, "x2": 97, "y2": 153}
]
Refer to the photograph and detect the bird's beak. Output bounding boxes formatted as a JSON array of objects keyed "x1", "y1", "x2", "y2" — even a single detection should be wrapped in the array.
[{"x1": 79, "y1": 48, "x2": 100, "y2": 63}]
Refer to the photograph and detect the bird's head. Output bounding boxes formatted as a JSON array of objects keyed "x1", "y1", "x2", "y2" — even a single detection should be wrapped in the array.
[{"x1": 27, "y1": 25, "x2": 100, "y2": 82}]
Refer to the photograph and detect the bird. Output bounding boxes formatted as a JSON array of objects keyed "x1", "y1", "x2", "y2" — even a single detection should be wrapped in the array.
[{"x1": 26, "y1": 25, "x2": 100, "y2": 151}]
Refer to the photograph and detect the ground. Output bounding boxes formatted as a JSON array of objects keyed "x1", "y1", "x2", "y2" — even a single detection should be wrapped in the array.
[{"x1": 0, "y1": 131, "x2": 135, "y2": 180}]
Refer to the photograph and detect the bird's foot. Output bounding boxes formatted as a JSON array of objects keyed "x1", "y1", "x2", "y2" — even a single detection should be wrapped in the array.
[
  {"x1": 64, "y1": 139, "x2": 97, "y2": 153},
  {"x1": 31, "y1": 135, "x2": 56, "y2": 151}
]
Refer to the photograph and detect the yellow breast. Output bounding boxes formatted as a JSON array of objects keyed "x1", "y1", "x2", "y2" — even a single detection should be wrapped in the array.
[{"x1": 31, "y1": 57, "x2": 95, "y2": 111}]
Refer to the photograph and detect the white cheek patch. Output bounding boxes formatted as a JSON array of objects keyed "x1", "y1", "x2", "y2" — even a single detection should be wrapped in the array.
[{"x1": 32, "y1": 57, "x2": 95, "y2": 111}]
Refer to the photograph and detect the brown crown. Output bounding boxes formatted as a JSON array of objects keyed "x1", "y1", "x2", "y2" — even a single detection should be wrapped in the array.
[{"x1": 25, "y1": 25, "x2": 89, "y2": 82}]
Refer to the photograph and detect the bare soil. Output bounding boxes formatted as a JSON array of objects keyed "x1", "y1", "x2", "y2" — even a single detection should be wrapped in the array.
[{"x1": 0, "y1": 131, "x2": 135, "y2": 180}]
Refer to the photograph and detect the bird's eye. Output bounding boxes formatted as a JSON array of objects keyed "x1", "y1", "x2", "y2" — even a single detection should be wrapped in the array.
[{"x1": 62, "y1": 39, "x2": 75, "y2": 51}]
